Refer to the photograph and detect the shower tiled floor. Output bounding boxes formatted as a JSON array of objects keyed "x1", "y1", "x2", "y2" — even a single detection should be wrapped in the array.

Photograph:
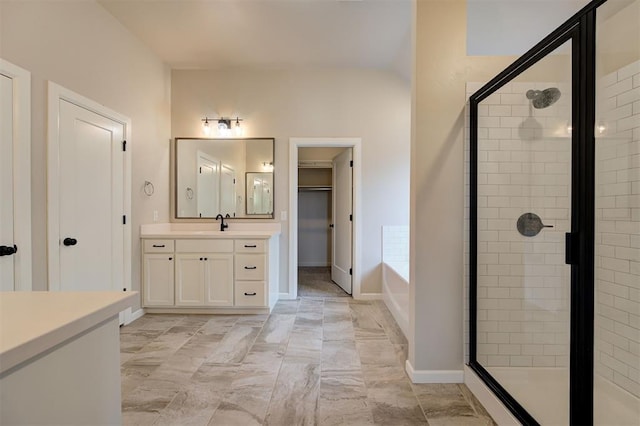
[{"x1": 120, "y1": 298, "x2": 495, "y2": 425}]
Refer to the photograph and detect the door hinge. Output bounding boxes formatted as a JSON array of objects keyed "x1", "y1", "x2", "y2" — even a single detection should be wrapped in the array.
[
  {"x1": 350, "y1": 160, "x2": 353, "y2": 167},
  {"x1": 199, "y1": 167, "x2": 202, "y2": 174},
  {"x1": 349, "y1": 214, "x2": 353, "y2": 221},
  {"x1": 349, "y1": 268, "x2": 352, "y2": 276},
  {"x1": 122, "y1": 140, "x2": 127, "y2": 152},
  {"x1": 122, "y1": 215, "x2": 126, "y2": 225},
  {"x1": 233, "y1": 178, "x2": 236, "y2": 184}
]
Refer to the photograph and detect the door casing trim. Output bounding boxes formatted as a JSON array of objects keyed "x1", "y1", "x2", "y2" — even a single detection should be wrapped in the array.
[
  {"x1": 287, "y1": 137, "x2": 362, "y2": 300},
  {"x1": 46, "y1": 82, "x2": 132, "y2": 304},
  {"x1": 0, "y1": 59, "x2": 32, "y2": 291}
]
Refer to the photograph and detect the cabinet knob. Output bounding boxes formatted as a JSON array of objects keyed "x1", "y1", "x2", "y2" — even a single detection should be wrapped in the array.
[
  {"x1": 244, "y1": 292, "x2": 257, "y2": 296},
  {"x1": 244, "y1": 266, "x2": 257, "y2": 270},
  {"x1": 244, "y1": 244, "x2": 257, "y2": 248},
  {"x1": 152, "y1": 244, "x2": 165, "y2": 248},
  {"x1": 169, "y1": 257, "x2": 173, "y2": 260}
]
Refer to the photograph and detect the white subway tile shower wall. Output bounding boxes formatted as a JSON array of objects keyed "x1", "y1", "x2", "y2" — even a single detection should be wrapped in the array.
[
  {"x1": 472, "y1": 81, "x2": 573, "y2": 369},
  {"x1": 382, "y1": 225, "x2": 409, "y2": 264},
  {"x1": 595, "y1": 59, "x2": 640, "y2": 398}
]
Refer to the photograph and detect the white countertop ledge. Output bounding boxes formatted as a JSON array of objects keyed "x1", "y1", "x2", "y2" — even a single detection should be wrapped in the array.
[
  {"x1": 140, "y1": 223, "x2": 281, "y2": 239},
  {"x1": 0, "y1": 291, "x2": 137, "y2": 375}
]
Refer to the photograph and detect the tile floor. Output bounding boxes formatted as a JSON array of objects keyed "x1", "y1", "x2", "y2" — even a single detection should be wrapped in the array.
[
  {"x1": 298, "y1": 267, "x2": 349, "y2": 298},
  {"x1": 120, "y1": 273, "x2": 495, "y2": 425}
]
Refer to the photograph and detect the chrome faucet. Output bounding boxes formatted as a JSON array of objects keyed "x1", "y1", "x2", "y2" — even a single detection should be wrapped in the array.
[{"x1": 215, "y1": 214, "x2": 229, "y2": 232}]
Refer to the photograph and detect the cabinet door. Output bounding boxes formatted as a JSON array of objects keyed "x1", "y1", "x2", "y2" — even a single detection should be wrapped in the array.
[
  {"x1": 203, "y1": 254, "x2": 234, "y2": 306},
  {"x1": 143, "y1": 254, "x2": 174, "y2": 306},
  {"x1": 175, "y1": 254, "x2": 204, "y2": 306}
]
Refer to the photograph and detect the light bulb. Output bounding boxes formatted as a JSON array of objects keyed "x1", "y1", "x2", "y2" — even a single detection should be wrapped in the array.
[
  {"x1": 234, "y1": 118, "x2": 242, "y2": 136},
  {"x1": 202, "y1": 118, "x2": 211, "y2": 136}
]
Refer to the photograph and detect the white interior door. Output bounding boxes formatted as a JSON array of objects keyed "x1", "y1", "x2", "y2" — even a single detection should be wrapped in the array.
[
  {"x1": 0, "y1": 74, "x2": 15, "y2": 290},
  {"x1": 332, "y1": 148, "x2": 353, "y2": 294},
  {"x1": 220, "y1": 164, "x2": 236, "y2": 217},
  {"x1": 57, "y1": 99, "x2": 124, "y2": 292},
  {"x1": 197, "y1": 153, "x2": 220, "y2": 218}
]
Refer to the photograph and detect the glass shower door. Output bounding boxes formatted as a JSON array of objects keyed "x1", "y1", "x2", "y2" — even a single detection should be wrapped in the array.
[{"x1": 473, "y1": 39, "x2": 573, "y2": 425}]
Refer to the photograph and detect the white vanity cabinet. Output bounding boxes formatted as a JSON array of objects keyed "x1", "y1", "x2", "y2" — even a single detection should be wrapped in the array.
[
  {"x1": 141, "y1": 228, "x2": 280, "y2": 313},
  {"x1": 142, "y1": 240, "x2": 175, "y2": 306},
  {"x1": 174, "y1": 239, "x2": 234, "y2": 307}
]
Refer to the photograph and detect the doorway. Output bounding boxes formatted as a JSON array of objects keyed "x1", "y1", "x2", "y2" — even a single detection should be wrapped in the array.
[
  {"x1": 0, "y1": 59, "x2": 31, "y2": 291},
  {"x1": 288, "y1": 138, "x2": 362, "y2": 300},
  {"x1": 297, "y1": 147, "x2": 352, "y2": 297},
  {"x1": 47, "y1": 82, "x2": 131, "y2": 322}
]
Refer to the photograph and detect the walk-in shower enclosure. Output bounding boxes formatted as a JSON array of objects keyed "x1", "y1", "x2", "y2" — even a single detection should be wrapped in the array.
[{"x1": 468, "y1": 0, "x2": 639, "y2": 424}]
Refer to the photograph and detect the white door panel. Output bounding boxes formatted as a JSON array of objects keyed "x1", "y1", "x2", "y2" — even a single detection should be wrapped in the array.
[
  {"x1": 57, "y1": 100, "x2": 124, "y2": 292},
  {"x1": 220, "y1": 165, "x2": 236, "y2": 217},
  {"x1": 197, "y1": 153, "x2": 220, "y2": 218},
  {"x1": 332, "y1": 148, "x2": 353, "y2": 294},
  {"x1": 0, "y1": 74, "x2": 14, "y2": 290}
]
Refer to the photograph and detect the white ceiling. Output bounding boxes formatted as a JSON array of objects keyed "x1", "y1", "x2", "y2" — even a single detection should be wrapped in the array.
[{"x1": 99, "y1": 0, "x2": 412, "y2": 76}]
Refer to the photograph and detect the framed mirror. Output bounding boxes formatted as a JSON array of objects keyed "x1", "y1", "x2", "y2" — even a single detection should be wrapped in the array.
[{"x1": 172, "y1": 138, "x2": 274, "y2": 219}]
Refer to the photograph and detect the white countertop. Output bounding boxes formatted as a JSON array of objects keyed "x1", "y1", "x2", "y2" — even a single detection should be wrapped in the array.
[
  {"x1": 140, "y1": 223, "x2": 281, "y2": 239},
  {"x1": 0, "y1": 291, "x2": 137, "y2": 374}
]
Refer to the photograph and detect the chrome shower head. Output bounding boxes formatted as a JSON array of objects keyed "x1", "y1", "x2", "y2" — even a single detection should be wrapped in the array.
[{"x1": 526, "y1": 87, "x2": 561, "y2": 109}]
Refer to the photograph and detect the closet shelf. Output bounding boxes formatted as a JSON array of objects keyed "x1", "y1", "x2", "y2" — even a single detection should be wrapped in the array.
[{"x1": 298, "y1": 185, "x2": 332, "y2": 192}]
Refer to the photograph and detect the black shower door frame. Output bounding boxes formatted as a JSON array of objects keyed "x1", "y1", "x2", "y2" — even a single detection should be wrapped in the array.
[{"x1": 468, "y1": 1, "x2": 606, "y2": 424}]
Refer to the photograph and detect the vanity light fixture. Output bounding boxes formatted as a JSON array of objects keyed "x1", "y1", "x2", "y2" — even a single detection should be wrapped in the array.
[{"x1": 202, "y1": 116, "x2": 243, "y2": 137}]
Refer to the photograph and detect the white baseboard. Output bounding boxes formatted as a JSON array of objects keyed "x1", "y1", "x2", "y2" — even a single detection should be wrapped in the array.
[
  {"x1": 126, "y1": 308, "x2": 145, "y2": 325},
  {"x1": 464, "y1": 365, "x2": 520, "y2": 425},
  {"x1": 405, "y1": 360, "x2": 464, "y2": 383},
  {"x1": 355, "y1": 292, "x2": 383, "y2": 301},
  {"x1": 279, "y1": 292, "x2": 296, "y2": 300}
]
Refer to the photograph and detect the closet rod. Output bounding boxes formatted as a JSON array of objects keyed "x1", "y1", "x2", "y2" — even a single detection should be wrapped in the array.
[{"x1": 298, "y1": 186, "x2": 332, "y2": 192}]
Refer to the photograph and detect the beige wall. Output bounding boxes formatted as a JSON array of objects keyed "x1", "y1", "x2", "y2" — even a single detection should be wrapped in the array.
[
  {"x1": 411, "y1": 0, "x2": 517, "y2": 371},
  {"x1": 172, "y1": 68, "x2": 411, "y2": 294},
  {"x1": 0, "y1": 1, "x2": 171, "y2": 309}
]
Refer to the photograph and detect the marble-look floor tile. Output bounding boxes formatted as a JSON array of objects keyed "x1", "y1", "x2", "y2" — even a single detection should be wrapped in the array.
[
  {"x1": 350, "y1": 303, "x2": 387, "y2": 341},
  {"x1": 191, "y1": 363, "x2": 238, "y2": 390},
  {"x1": 373, "y1": 300, "x2": 409, "y2": 344},
  {"x1": 204, "y1": 326, "x2": 261, "y2": 364},
  {"x1": 318, "y1": 370, "x2": 374, "y2": 426},
  {"x1": 121, "y1": 297, "x2": 495, "y2": 426},
  {"x1": 286, "y1": 326, "x2": 323, "y2": 361},
  {"x1": 264, "y1": 360, "x2": 321, "y2": 426},
  {"x1": 121, "y1": 386, "x2": 178, "y2": 414},
  {"x1": 254, "y1": 313, "x2": 296, "y2": 345},
  {"x1": 367, "y1": 380, "x2": 428, "y2": 425},
  {"x1": 357, "y1": 340, "x2": 409, "y2": 384},
  {"x1": 121, "y1": 410, "x2": 160, "y2": 426},
  {"x1": 427, "y1": 415, "x2": 495, "y2": 426},
  {"x1": 412, "y1": 383, "x2": 476, "y2": 419},
  {"x1": 321, "y1": 339, "x2": 361, "y2": 372},
  {"x1": 208, "y1": 387, "x2": 273, "y2": 426},
  {"x1": 153, "y1": 383, "x2": 223, "y2": 426}
]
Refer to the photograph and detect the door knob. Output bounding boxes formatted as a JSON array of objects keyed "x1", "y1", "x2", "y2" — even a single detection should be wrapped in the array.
[
  {"x1": 0, "y1": 245, "x2": 17, "y2": 256},
  {"x1": 63, "y1": 238, "x2": 78, "y2": 246}
]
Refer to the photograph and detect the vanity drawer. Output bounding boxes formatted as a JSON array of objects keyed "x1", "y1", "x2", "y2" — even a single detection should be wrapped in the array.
[
  {"x1": 235, "y1": 254, "x2": 266, "y2": 280},
  {"x1": 234, "y1": 239, "x2": 266, "y2": 253},
  {"x1": 144, "y1": 239, "x2": 174, "y2": 253},
  {"x1": 175, "y1": 239, "x2": 233, "y2": 253},
  {"x1": 234, "y1": 281, "x2": 267, "y2": 307}
]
